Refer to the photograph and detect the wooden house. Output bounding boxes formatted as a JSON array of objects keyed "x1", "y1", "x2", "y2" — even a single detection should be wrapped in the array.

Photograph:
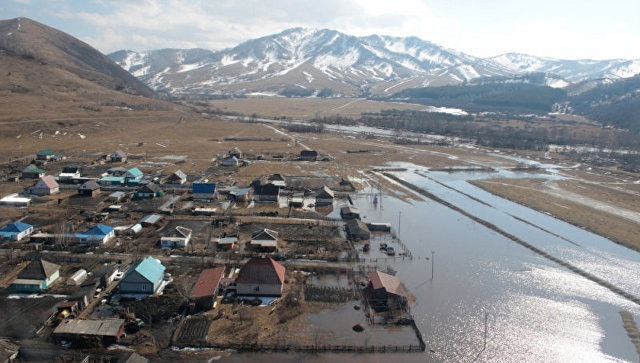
[
  {"x1": 236, "y1": 256, "x2": 285, "y2": 297},
  {"x1": 119, "y1": 256, "x2": 166, "y2": 295},
  {"x1": 11, "y1": 259, "x2": 61, "y2": 292},
  {"x1": 299, "y1": 150, "x2": 318, "y2": 161},
  {"x1": 314, "y1": 186, "x2": 334, "y2": 206},
  {"x1": 189, "y1": 267, "x2": 225, "y2": 312},
  {"x1": 250, "y1": 228, "x2": 279, "y2": 252},
  {"x1": 167, "y1": 170, "x2": 187, "y2": 184},
  {"x1": 22, "y1": 164, "x2": 45, "y2": 179},
  {"x1": 78, "y1": 180, "x2": 101, "y2": 197},
  {"x1": 26, "y1": 175, "x2": 59, "y2": 195},
  {"x1": 110, "y1": 150, "x2": 127, "y2": 163}
]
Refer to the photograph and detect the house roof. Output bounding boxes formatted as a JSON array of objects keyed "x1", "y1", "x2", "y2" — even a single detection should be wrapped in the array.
[
  {"x1": 193, "y1": 183, "x2": 216, "y2": 194},
  {"x1": 18, "y1": 259, "x2": 60, "y2": 280},
  {"x1": 315, "y1": 185, "x2": 334, "y2": 198},
  {"x1": 341, "y1": 205, "x2": 360, "y2": 215},
  {"x1": 140, "y1": 214, "x2": 162, "y2": 225},
  {"x1": 37, "y1": 175, "x2": 59, "y2": 189},
  {"x1": 23, "y1": 164, "x2": 45, "y2": 173},
  {"x1": 82, "y1": 224, "x2": 114, "y2": 236},
  {"x1": 62, "y1": 166, "x2": 80, "y2": 173},
  {"x1": 164, "y1": 226, "x2": 191, "y2": 238},
  {"x1": 139, "y1": 183, "x2": 162, "y2": 193},
  {"x1": 38, "y1": 148, "x2": 54, "y2": 156},
  {"x1": 0, "y1": 221, "x2": 33, "y2": 233},
  {"x1": 112, "y1": 150, "x2": 127, "y2": 158},
  {"x1": 171, "y1": 170, "x2": 187, "y2": 179},
  {"x1": 124, "y1": 167, "x2": 143, "y2": 178},
  {"x1": 346, "y1": 219, "x2": 370, "y2": 235},
  {"x1": 108, "y1": 166, "x2": 127, "y2": 174},
  {"x1": 255, "y1": 183, "x2": 279, "y2": 195},
  {"x1": 367, "y1": 271, "x2": 408, "y2": 298},
  {"x1": 230, "y1": 187, "x2": 252, "y2": 197},
  {"x1": 101, "y1": 176, "x2": 125, "y2": 183},
  {"x1": 79, "y1": 180, "x2": 100, "y2": 191},
  {"x1": 189, "y1": 267, "x2": 225, "y2": 299},
  {"x1": 93, "y1": 264, "x2": 118, "y2": 279},
  {"x1": 300, "y1": 150, "x2": 317, "y2": 156},
  {"x1": 53, "y1": 319, "x2": 125, "y2": 337},
  {"x1": 118, "y1": 352, "x2": 149, "y2": 363},
  {"x1": 127, "y1": 256, "x2": 165, "y2": 284},
  {"x1": 268, "y1": 173, "x2": 285, "y2": 181},
  {"x1": 222, "y1": 156, "x2": 238, "y2": 162},
  {"x1": 109, "y1": 191, "x2": 125, "y2": 198},
  {"x1": 236, "y1": 257, "x2": 285, "y2": 285},
  {"x1": 252, "y1": 228, "x2": 278, "y2": 241}
]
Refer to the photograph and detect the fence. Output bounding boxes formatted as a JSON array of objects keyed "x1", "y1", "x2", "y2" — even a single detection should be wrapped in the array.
[{"x1": 173, "y1": 341, "x2": 425, "y2": 353}]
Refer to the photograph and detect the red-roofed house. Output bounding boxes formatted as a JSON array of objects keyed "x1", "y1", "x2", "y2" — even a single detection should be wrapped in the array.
[
  {"x1": 189, "y1": 267, "x2": 225, "y2": 311},
  {"x1": 27, "y1": 175, "x2": 59, "y2": 195},
  {"x1": 236, "y1": 257, "x2": 285, "y2": 296}
]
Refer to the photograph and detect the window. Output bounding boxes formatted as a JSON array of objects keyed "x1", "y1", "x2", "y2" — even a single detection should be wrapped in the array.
[{"x1": 253, "y1": 286, "x2": 260, "y2": 292}]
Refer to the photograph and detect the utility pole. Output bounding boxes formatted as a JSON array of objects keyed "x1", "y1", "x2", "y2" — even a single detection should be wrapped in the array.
[
  {"x1": 431, "y1": 250, "x2": 435, "y2": 280},
  {"x1": 398, "y1": 211, "x2": 401, "y2": 235}
]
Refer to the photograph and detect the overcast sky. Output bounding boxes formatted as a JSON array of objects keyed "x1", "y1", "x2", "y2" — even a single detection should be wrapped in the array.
[{"x1": 2, "y1": 0, "x2": 639, "y2": 60}]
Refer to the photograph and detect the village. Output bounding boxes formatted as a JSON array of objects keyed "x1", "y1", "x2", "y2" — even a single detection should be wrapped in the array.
[{"x1": 0, "y1": 136, "x2": 425, "y2": 362}]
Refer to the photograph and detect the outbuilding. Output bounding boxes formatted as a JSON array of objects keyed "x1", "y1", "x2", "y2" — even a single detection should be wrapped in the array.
[
  {"x1": 340, "y1": 205, "x2": 361, "y2": 220},
  {"x1": 52, "y1": 319, "x2": 125, "y2": 346},
  {"x1": 345, "y1": 219, "x2": 370, "y2": 240},
  {"x1": 78, "y1": 180, "x2": 101, "y2": 197},
  {"x1": 110, "y1": 150, "x2": 128, "y2": 163},
  {"x1": 189, "y1": 267, "x2": 225, "y2": 312},
  {"x1": 366, "y1": 270, "x2": 409, "y2": 311},
  {"x1": 299, "y1": 150, "x2": 318, "y2": 161}
]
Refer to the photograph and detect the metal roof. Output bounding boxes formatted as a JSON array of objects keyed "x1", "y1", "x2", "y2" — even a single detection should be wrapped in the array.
[
  {"x1": 128, "y1": 256, "x2": 165, "y2": 284},
  {"x1": 140, "y1": 214, "x2": 162, "y2": 225},
  {"x1": 37, "y1": 148, "x2": 54, "y2": 156},
  {"x1": 0, "y1": 221, "x2": 32, "y2": 233},
  {"x1": 36, "y1": 175, "x2": 59, "y2": 189},
  {"x1": 17, "y1": 259, "x2": 60, "y2": 280},
  {"x1": 79, "y1": 180, "x2": 100, "y2": 190},
  {"x1": 189, "y1": 267, "x2": 224, "y2": 299},
  {"x1": 193, "y1": 183, "x2": 216, "y2": 194},
  {"x1": 124, "y1": 167, "x2": 143, "y2": 178},
  {"x1": 368, "y1": 271, "x2": 408, "y2": 298},
  {"x1": 82, "y1": 224, "x2": 114, "y2": 236},
  {"x1": 23, "y1": 164, "x2": 45, "y2": 173},
  {"x1": 236, "y1": 257, "x2": 285, "y2": 285},
  {"x1": 53, "y1": 319, "x2": 124, "y2": 337}
]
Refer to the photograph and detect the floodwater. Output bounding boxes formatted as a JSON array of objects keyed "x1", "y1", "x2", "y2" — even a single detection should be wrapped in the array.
[{"x1": 349, "y1": 164, "x2": 640, "y2": 362}]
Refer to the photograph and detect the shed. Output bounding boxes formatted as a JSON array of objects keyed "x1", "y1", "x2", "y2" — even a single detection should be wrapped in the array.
[
  {"x1": 111, "y1": 150, "x2": 128, "y2": 162},
  {"x1": 0, "y1": 221, "x2": 34, "y2": 241},
  {"x1": 299, "y1": 150, "x2": 318, "y2": 161},
  {"x1": 315, "y1": 186, "x2": 335, "y2": 206},
  {"x1": 216, "y1": 235, "x2": 237, "y2": 251},
  {"x1": 189, "y1": 267, "x2": 225, "y2": 312},
  {"x1": 11, "y1": 259, "x2": 61, "y2": 292},
  {"x1": 230, "y1": 187, "x2": 252, "y2": 202},
  {"x1": 93, "y1": 264, "x2": 118, "y2": 288},
  {"x1": 52, "y1": 319, "x2": 125, "y2": 346},
  {"x1": 59, "y1": 166, "x2": 81, "y2": 182},
  {"x1": 67, "y1": 269, "x2": 88, "y2": 286},
  {"x1": 236, "y1": 256, "x2": 285, "y2": 297},
  {"x1": 250, "y1": 228, "x2": 279, "y2": 252},
  {"x1": 167, "y1": 170, "x2": 187, "y2": 184},
  {"x1": 119, "y1": 256, "x2": 166, "y2": 295},
  {"x1": 0, "y1": 193, "x2": 31, "y2": 207},
  {"x1": 289, "y1": 193, "x2": 304, "y2": 207},
  {"x1": 366, "y1": 270, "x2": 409, "y2": 311},
  {"x1": 78, "y1": 180, "x2": 101, "y2": 196},
  {"x1": 22, "y1": 164, "x2": 45, "y2": 179},
  {"x1": 345, "y1": 219, "x2": 370, "y2": 240},
  {"x1": 107, "y1": 166, "x2": 127, "y2": 176},
  {"x1": 340, "y1": 205, "x2": 361, "y2": 220},
  {"x1": 268, "y1": 174, "x2": 286, "y2": 188},
  {"x1": 140, "y1": 214, "x2": 162, "y2": 226}
]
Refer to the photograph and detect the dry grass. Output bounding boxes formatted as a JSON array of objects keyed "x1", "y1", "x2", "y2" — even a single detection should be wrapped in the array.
[{"x1": 470, "y1": 178, "x2": 640, "y2": 251}]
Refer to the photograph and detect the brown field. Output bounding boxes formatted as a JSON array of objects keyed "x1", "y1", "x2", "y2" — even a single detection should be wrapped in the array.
[
  {"x1": 470, "y1": 178, "x2": 640, "y2": 251},
  {"x1": 205, "y1": 97, "x2": 426, "y2": 120}
]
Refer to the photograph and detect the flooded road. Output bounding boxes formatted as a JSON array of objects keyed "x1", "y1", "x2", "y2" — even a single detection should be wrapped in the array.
[{"x1": 351, "y1": 165, "x2": 640, "y2": 362}]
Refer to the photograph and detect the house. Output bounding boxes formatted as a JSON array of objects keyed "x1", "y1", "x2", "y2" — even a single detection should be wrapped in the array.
[
  {"x1": 230, "y1": 187, "x2": 252, "y2": 202},
  {"x1": 221, "y1": 156, "x2": 239, "y2": 167},
  {"x1": 167, "y1": 170, "x2": 187, "y2": 184},
  {"x1": 77, "y1": 224, "x2": 115, "y2": 245},
  {"x1": 0, "y1": 338, "x2": 19, "y2": 362},
  {"x1": 118, "y1": 352, "x2": 149, "y2": 363},
  {"x1": 58, "y1": 166, "x2": 81, "y2": 182},
  {"x1": 299, "y1": 150, "x2": 318, "y2": 161},
  {"x1": 0, "y1": 222, "x2": 34, "y2": 241},
  {"x1": 366, "y1": 271, "x2": 409, "y2": 311},
  {"x1": 36, "y1": 148, "x2": 55, "y2": 161},
  {"x1": 52, "y1": 319, "x2": 125, "y2": 346},
  {"x1": 21, "y1": 164, "x2": 45, "y2": 179},
  {"x1": 236, "y1": 256, "x2": 285, "y2": 297},
  {"x1": 26, "y1": 175, "x2": 59, "y2": 195},
  {"x1": 11, "y1": 259, "x2": 61, "y2": 292},
  {"x1": 160, "y1": 226, "x2": 192, "y2": 249},
  {"x1": 93, "y1": 264, "x2": 118, "y2": 289},
  {"x1": 134, "y1": 183, "x2": 163, "y2": 199},
  {"x1": 123, "y1": 167, "x2": 143, "y2": 184},
  {"x1": 119, "y1": 256, "x2": 166, "y2": 295},
  {"x1": 189, "y1": 267, "x2": 225, "y2": 312},
  {"x1": 345, "y1": 219, "x2": 370, "y2": 240},
  {"x1": 250, "y1": 228, "x2": 279, "y2": 252},
  {"x1": 253, "y1": 183, "x2": 280, "y2": 203},
  {"x1": 267, "y1": 174, "x2": 286, "y2": 188},
  {"x1": 107, "y1": 166, "x2": 127, "y2": 176},
  {"x1": 314, "y1": 186, "x2": 334, "y2": 206},
  {"x1": 193, "y1": 183, "x2": 217, "y2": 201},
  {"x1": 0, "y1": 193, "x2": 31, "y2": 207},
  {"x1": 78, "y1": 180, "x2": 101, "y2": 197},
  {"x1": 110, "y1": 150, "x2": 127, "y2": 163},
  {"x1": 340, "y1": 205, "x2": 361, "y2": 220},
  {"x1": 99, "y1": 175, "x2": 125, "y2": 185}
]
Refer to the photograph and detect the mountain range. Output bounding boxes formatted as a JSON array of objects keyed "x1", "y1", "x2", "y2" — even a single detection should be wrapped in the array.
[{"x1": 108, "y1": 27, "x2": 640, "y2": 97}]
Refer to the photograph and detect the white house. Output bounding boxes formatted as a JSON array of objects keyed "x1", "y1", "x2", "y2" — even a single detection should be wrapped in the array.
[
  {"x1": 250, "y1": 228, "x2": 279, "y2": 252},
  {"x1": 0, "y1": 221, "x2": 34, "y2": 241},
  {"x1": 160, "y1": 226, "x2": 192, "y2": 249}
]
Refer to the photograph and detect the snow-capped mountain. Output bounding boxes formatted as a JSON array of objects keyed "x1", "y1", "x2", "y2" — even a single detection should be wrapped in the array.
[{"x1": 108, "y1": 28, "x2": 640, "y2": 96}]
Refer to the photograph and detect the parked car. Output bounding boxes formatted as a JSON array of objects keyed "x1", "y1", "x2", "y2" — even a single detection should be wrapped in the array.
[{"x1": 386, "y1": 247, "x2": 395, "y2": 256}]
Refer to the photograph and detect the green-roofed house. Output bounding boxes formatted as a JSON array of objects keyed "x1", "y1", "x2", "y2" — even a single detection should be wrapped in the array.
[
  {"x1": 37, "y1": 149, "x2": 55, "y2": 161},
  {"x1": 99, "y1": 175, "x2": 125, "y2": 186},
  {"x1": 22, "y1": 164, "x2": 45, "y2": 179},
  {"x1": 118, "y1": 256, "x2": 166, "y2": 295},
  {"x1": 124, "y1": 167, "x2": 143, "y2": 185}
]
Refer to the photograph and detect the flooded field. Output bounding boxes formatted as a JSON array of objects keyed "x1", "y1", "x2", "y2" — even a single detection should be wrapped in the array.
[{"x1": 349, "y1": 164, "x2": 640, "y2": 362}]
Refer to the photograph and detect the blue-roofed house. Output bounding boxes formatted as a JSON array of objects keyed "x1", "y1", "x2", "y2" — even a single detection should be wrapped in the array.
[
  {"x1": 77, "y1": 224, "x2": 115, "y2": 245},
  {"x1": 124, "y1": 167, "x2": 143, "y2": 185},
  {"x1": 192, "y1": 183, "x2": 217, "y2": 201},
  {"x1": 0, "y1": 222, "x2": 34, "y2": 241},
  {"x1": 119, "y1": 256, "x2": 166, "y2": 295}
]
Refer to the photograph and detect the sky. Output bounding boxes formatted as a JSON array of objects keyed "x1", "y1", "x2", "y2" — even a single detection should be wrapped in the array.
[{"x1": 2, "y1": 0, "x2": 639, "y2": 60}]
